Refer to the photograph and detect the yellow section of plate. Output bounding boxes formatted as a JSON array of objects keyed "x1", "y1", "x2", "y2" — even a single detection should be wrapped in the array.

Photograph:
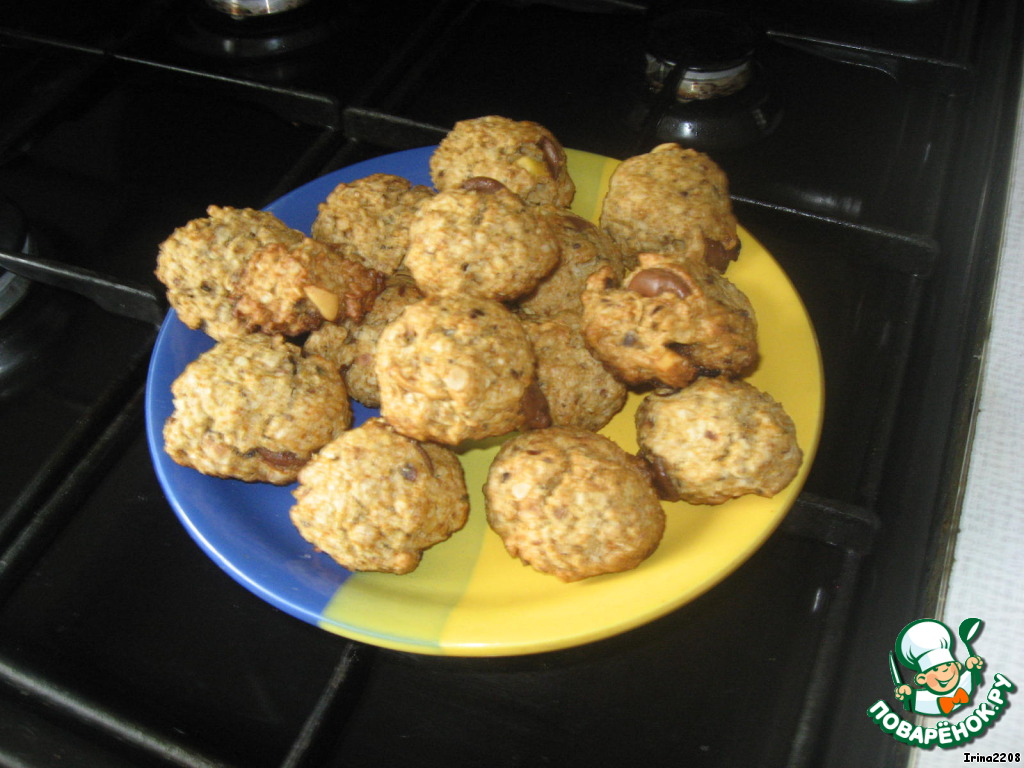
[
  {"x1": 563, "y1": 148, "x2": 619, "y2": 220},
  {"x1": 436, "y1": 226, "x2": 822, "y2": 656},
  {"x1": 317, "y1": 438, "x2": 500, "y2": 652},
  {"x1": 319, "y1": 148, "x2": 823, "y2": 656}
]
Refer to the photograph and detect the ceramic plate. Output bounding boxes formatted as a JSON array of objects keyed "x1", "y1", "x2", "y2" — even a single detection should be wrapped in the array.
[{"x1": 145, "y1": 146, "x2": 823, "y2": 656}]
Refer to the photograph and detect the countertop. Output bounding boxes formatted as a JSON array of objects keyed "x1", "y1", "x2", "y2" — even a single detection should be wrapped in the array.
[{"x1": 911, "y1": 72, "x2": 1024, "y2": 764}]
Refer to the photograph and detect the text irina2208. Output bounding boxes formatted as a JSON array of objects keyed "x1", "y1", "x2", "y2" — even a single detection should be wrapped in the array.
[{"x1": 962, "y1": 754, "x2": 1021, "y2": 763}]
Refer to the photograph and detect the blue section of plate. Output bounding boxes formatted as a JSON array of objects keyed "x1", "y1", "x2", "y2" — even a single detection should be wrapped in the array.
[
  {"x1": 143, "y1": 149, "x2": 433, "y2": 627},
  {"x1": 266, "y1": 146, "x2": 435, "y2": 230}
]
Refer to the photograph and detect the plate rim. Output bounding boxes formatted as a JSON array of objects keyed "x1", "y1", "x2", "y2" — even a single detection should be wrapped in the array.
[{"x1": 144, "y1": 145, "x2": 824, "y2": 656}]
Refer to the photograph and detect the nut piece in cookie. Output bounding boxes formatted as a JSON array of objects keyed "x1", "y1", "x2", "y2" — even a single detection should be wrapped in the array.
[
  {"x1": 304, "y1": 274, "x2": 424, "y2": 407},
  {"x1": 163, "y1": 334, "x2": 352, "y2": 485},
  {"x1": 522, "y1": 314, "x2": 627, "y2": 432},
  {"x1": 600, "y1": 143, "x2": 740, "y2": 271},
  {"x1": 290, "y1": 418, "x2": 469, "y2": 575},
  {"x1": 636, "y1": 378, "x2": 803, "y2": 506},
  {"x1": 516, "y1": 207, "x2": 628, "y2": 320},
  {"x1": 404, "y1": 183, "x2": 559, "y2": 302},
  {"x1": 581, "y1": 252, "x2": 758, "y2": 388},
  {"x1": 375, "y1": 294, "x2": 547, "y2": 445},
  {"x1": 311, "y1": 173, "x2": 434, "y2": 275},
  {"x1": 155, "y1": 206, "x2": 305, "y2": 341},
  {"x1": 232, "y1": 237, "x2": 385, "y2": 337},
  {"x1": 484, "y1": 427, "x2": 665, "y2": 582},
  {"x1": 430, "y1": 115, "x2": 576, "y2": 207}
]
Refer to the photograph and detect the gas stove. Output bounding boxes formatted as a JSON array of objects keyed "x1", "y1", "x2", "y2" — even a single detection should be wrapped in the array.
[{"x1": 0, "y1": 1, "x2": 1020, "y2": 766}]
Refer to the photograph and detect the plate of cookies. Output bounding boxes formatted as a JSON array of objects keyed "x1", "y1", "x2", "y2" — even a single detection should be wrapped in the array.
[{"x1": 145, "y1": 116, "x2": 823, "y2": 656}]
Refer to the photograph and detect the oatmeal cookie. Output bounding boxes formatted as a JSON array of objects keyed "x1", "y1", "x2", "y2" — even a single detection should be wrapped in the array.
[
  {"x1": 404, "y1": 181, "x2": 559, "y2": 302},
  {"x1": 375, "y1": 294, "x2": 548, "y2": 444},
  {"x1": 484, "y1": 427, "x2": 665, "y2": 582},
  {"x1": 304, "y1": 274, "x2": 424, "y2": 407},
  {"x1": 289, "y1": 418, "x2": 469, "y2": 574},
  {"x1": 600, "y1": 143, "x2": 740, "y2": 271},
  {"x1": 155, "y1": 206, "x2": 304, "y2": 340},
  {"x1": 163, "y1": 334, "x2": 352, "y2": 485},
  {"x1": 516, "y1": 207, "x2": 628, "y2": 320},
  {"x1": 232, "y1": 236, "x2": 385, "y2": 337},
  {"x1": 430, "y1": 116, "x2": 575, "y2": 207},
  {"x1": 581, "y1": 252, "x2": 758, "y2": 388},
  {"x1": 636, "y1": 378, "x2": 803, "y2": 505},
  {"x1": 522, "y1": 315, "x2": 627, "y2": 432},
  {"x1": 310, "y1": 173, "x2": 434, "y2": 274}
]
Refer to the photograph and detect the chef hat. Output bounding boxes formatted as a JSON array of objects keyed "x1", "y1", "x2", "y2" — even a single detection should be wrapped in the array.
[{"x1": 896, "y1": 619, "x2": 956, "y2": 673}]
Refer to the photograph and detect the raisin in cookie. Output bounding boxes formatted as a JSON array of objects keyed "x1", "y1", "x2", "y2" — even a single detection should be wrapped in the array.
[
  {"x1": 636, "y1": 378, "x2": 803, "y2": 506},
  {"x1": 375, "y1": 294, "x2": 547, "y2": 445},
  {"x1": 484, "y1": 427, "x2": 665, "y2": 582},
  {"x1": 600, "y1": 143, "x2": 740, "y2": 271},
  {"x1": 163, "y1": 334, "x2": 352, "y2": 484},
  {"x1": 404, "y1": 181, "x2": 558, "y2": 302},
  {"x1": 522, "y1": 314, "x2": 627, "y2": 432},
  {"x1": 304, "y1": 274, "x2": 424, "y2": 407},
  {"x1": 311, "y1": 173, "x2": 434, "y2": 275},
  {"x1": 155, "y1": 206, "x2": 305, "y2": 340},
  {"x1": 232, "y1": 236, "x2": 385, "y2": 337},
  {"x1": 430, "y1": 116, "x2": 575, "y2": 207},
  {"x1": 290, "y1": 418, "x2": 469, "y2": 574},
  {"x1": 581, "y1": 252, "x2": 758, "y2": 388}
]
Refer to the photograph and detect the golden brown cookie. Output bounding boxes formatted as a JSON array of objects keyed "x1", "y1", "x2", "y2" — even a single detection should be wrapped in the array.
[
  {"x1": 163, "y1": 334, "x2": 352, "y2": 484},
  {"x1": 515, "y1": 207, "x2": 628, "y2": 320},
  {"x1": 232, "y1": 236, "x2": 385, "y2": 337},
  {"x1": 289, "y1": 418, "x2": 469, "y2": 574},
  {"x1": 581, "y1": 252, "x2": 758, "y2": 388},
  {"x1": 310, "y1": 173, "x2": 434, "y2": 274},
  {"x1": 375, "y1": 294, "x2": 547, "y2": 445},
  {"x1": 430, "y1": 115, "x2": 575, "y2": 207},
  {"x1": 155, "y1": 206, "x2": 305, "y2": 341},
  {"x1": 484, "y1": 427, "x2": 665, "y2": 582},
  {"x1": 600, "y1": 143, "x2": 739, "y2": 271},
  {"x1": 303, "y1": 274, "x2": 424, "y2": 407},
  {"x1": 404, "y1": 182, "x2": 559, "y2": 302},
  {"x1": 522, "y1": 315, "x2": 627, "y2": 432},
  {"x1": 635, "y1": 378, "x2": 803, "y2": 505}
]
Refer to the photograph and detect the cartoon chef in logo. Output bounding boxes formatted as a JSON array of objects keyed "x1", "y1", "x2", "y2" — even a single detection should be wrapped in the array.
[{"x1": 892, "y1": 618, "x2": 984, "y2": 716}]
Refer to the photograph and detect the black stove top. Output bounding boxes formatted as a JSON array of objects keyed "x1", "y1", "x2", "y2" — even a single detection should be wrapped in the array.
[{"x1": 0, "y1": 1, "x2": 1020, "y2": 766}]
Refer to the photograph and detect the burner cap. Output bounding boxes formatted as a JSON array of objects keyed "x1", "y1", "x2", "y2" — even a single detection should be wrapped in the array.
[
  {"x1": 647, "y1": 10, "x2": 762, "y2": 72},
  {"x1": 645, "y1": 10, "x2": 764, "y2": 101}
]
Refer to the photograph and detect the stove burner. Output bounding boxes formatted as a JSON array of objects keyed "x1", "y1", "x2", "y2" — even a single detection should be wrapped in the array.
[
  {"x1": 646, "y1": 58, "x2": 752, "y2": 102},
  {"x1": 645, "y1": 10, "x2": 760, "y2": 102},
  {"x1": 174, "y1": 0, "x2": 333, "y2": 62},
  {"x1": 0, "y1": 199, "x2": 30, "y2": 323},
  {"x1": 204, "y1": 0, "x2": 311, "y2": 16},
  {"x1": 634, "y1": 9, "x2": 781, "y2": 152},
  {"x1": 647, "y1": 10, "x2": 761, "y2": 102},
  {"x1": 0, "y1": 199, "x2": 76, "y2": 395},
  {"x1": 0, "y1": 266, "x2": 30, "y2": 322}
]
